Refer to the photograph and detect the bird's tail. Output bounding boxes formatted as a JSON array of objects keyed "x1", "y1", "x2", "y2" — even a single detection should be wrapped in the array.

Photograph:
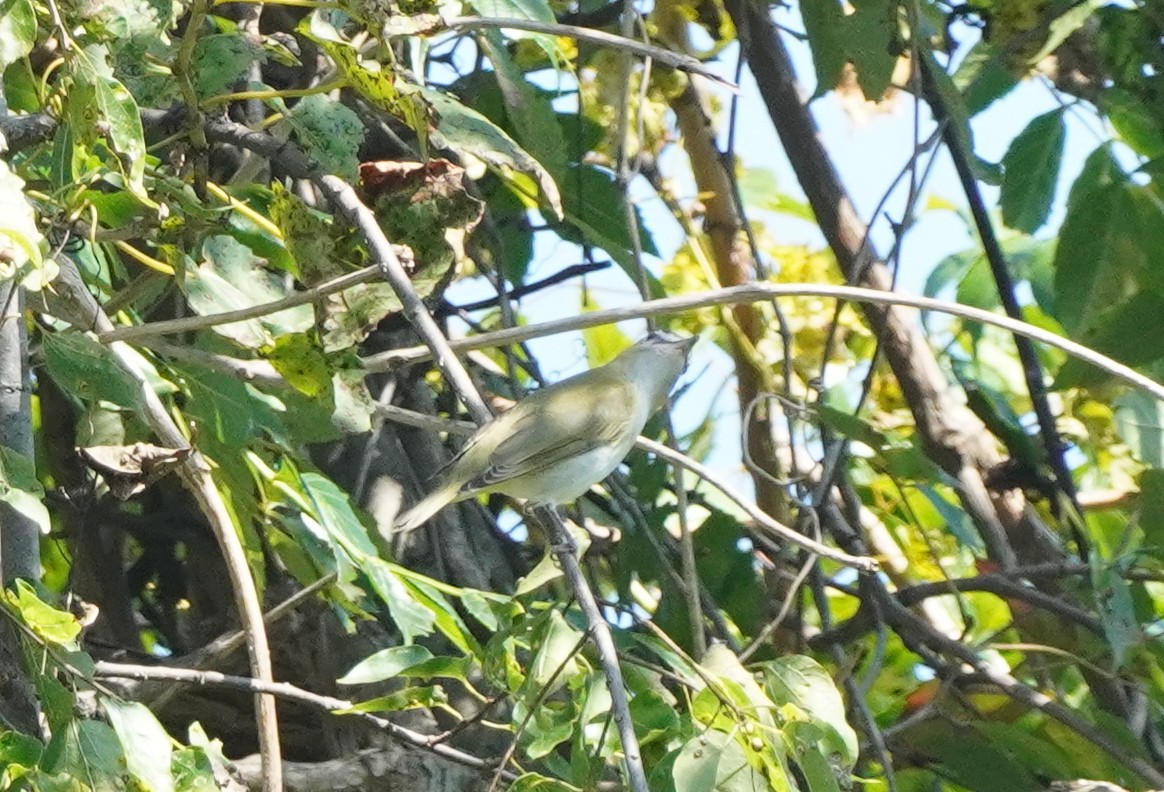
[{"x1": 393, "y1": 483, "x2": 460, "y2": 534}]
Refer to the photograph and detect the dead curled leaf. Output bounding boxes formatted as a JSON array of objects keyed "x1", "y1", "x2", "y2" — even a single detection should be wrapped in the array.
[{"x1": 78, "y1": 443, "x2": 191, "y2": 500}]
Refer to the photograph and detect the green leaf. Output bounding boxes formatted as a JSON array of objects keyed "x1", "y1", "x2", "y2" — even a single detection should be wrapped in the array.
[
  {"x1": 469, "y1": 0, "x2": 566, "y2": 72},
  {"x1": 759, "y1": 655, "x2": 859, "y2": 768},
  {"x1": 515, "y1": 550, "x2": 565, "y2": 594},
  {"x1": 0, "y1": 0, "x2": 36, "y2": 72},
  {"x1": 171, "y1": 746, "x2": 220, "y2": 792},
  {"x1": 338, "y1": 645, "x2": 435, "y2": 685},
  {"x1": 0, "y1": 160, "x2": 48, "y2": 287},
  {"x1": 1102, "y1": 88, "x2": 1164, "y2": 159},
  {"x1": 303, "y1": 26, "x2": 429, "y2": 149},
  {"x1": 1091, "y1": 564, "x2": 1140, "y2": 668},
  {"x1": 508, "y1": 772, "x2": 580, "y2": 791},
  {"x1": 192, "y1": 34, "x2": 265, "y2": 99},
  {"x1": 922, "y1": 48, "x2": 974, "y2": 156},
  {"x1": 103, "y1": 699, "x2": 174, "y2": 792},
  {"x1": 560, "y1": 163, "x2": 657, "y2": 280},
  {"x1": 1027, "y1": 0, "x2": 1106, "y2": 65},
  {"x1": 398, "y1": 655, "x2": 471, "y2": 682},
  {"x1": 182, "y1": 235, "x2": 313, "y2": 348},
  {"x1": 1053, "y1": 292, "x2": 1164, "y2": 389},
  {"x1": 1052, "y1": 144, "x2": 1130, "y2": 335},
  {"x1": 363, "y1": 558, "x2": 436, "y2": 642},
  {"x1": 285, "y1": 94, "x2": 365, "y2": 181},
  {"x1": 959, "y1": 373, "x2": 1043, "y2": 465},
  {"x1": 461, "y1": 589, "x2": 500, "y2": 630},
  {"x1": 529, "y1": 611, "x2": 584, "y2": 693},
  {"x1": 341, "y1": 685, "x2": 448, "y2": 713},
  {"x1": 423, "y1": 87, "x2": 562, "y2": 218},
  {"x1": 919, "y1": 485, "x2": 981, "y2": 551},
  {"x1": 264, "y1": 334, "x2": 334, "y2": 400},
  {"x1": 478, "y1": 31, "x2": 568, "y2": 182},
  {"x1": 68, "y1": 48, "x2": 149, "y2": 200},
  {"x1": 0, "y1": 445, "x2": 50, "y2": 535},
  {"x1": 329, "y1": 368, "x2": 374, "y2": 434},
  {"x1": 0, "y1": 445, "x2": 43, "y2": 499},
  {"x1": 76, "y1": 0, "x2": 172, "y2": 39},
  {"x1": 47, "y1": 719, "x2": 124, "y2": 790},
  {"x1": 1115, "y1": 391, "x2": 1164, "y2": 469},
  {"x1": 43, "y1": 331, "x2": 142, "y2": 408},
  {"x1": 842, "y1": 0, "x2": 896, "y2": 99},
  {"x1": 1140, "y1": 470, "x2": 1164, "y2": 551},
  {"x1": 673, "y1": 729, "x2": 767, "y2": 792},
  {"x1": 953, "y1": 41, "x2": 1018, "y2": 116},
  {"x1": 799, "y1": 0, "x2": 846, "y2": 97},
  {"x1": 801, "y1": 0, "x2": 894, "y2": 99},
  {"x1": 1001, "y1": 109, "x2": 1065, "y2": 234},
  {"x1": 0, "y1": 730, "x2": 43, "y2": 768},
  {"x1": 469, "y1": 0, "x2": 553, "y2": 24},
  {"x1": 737, "y1": 167, "x2": 815, "y2": 221},
  {"x1": 394, "y1": 573, "x2": 476, "y2": 653},
  {"x1": 523, "y1": 695, "x2": 577, "y2": 759},
  {"x1": 6, "y1": 580, "x2": 80, "y2": 646},
  {"x1": 320, "y1": 282, "x2": 404, "y2": 351},
  {"x1": 168, "y1": 360, "x2": 257, "y2": 445},
  {"x1": 268, "y1": 183, "x2": 337, "y2": 281},
  {"x1": 300, "y1": 470, "x2": 379, "y2": 559}
]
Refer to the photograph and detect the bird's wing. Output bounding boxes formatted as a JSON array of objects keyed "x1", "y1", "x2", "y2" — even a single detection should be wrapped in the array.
[{"x1": 463, "y1": 378, "x2": 634, "y2": 492}]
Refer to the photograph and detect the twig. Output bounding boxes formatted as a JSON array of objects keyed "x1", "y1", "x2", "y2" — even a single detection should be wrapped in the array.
[
  {"x1": 443, "y1": 16, "x2": 737, "y2": 90},
  {"x1": 437, "y1": 261, "x2": 611, "y2": 315},
  {"x1": 92, "y1": 661, "x2": 515, "y2": 781},
  {"x1": 738, "y1": 509, "x2": 822, "y2": 661},
  {"x1": 97, "y1": 266, "x2": 382, "y2": 343},
  {"x1": 893, "y1": 574, "x2": 1103, "y2": 636},
  {"x1": 921, "y1": 58, "x2": 1084, "y2": 560},
  {"x1": 361, "y1": 283, "x2": 1164, "y2": 404},
  {"x1": 636, "y1": 437, "x2": 876, "y2": 570},
  {"x1": 195, "y1": 119, "x2": 492, "y2": 424},
  {"x1": 486, "y1": 629, "x2": 590, "y2": 792},
  {"x1": 530, "y1": 506, "x2": 650, "y2": 792},
  {"x1": 143, "y1": 340, "x2": 285, "y2": 387}
]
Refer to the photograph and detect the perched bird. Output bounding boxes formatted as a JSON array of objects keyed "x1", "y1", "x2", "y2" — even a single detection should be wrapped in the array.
[{"x1": 394, "y1": 331, "x2": 697, "y2": 532}]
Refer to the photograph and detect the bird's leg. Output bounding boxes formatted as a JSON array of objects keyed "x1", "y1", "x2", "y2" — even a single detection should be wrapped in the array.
[{"x1": 529, "y1": 504, "x2": 579, "y2": 556}]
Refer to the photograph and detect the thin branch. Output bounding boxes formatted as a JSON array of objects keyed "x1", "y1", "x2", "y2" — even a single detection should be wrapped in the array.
[
  {"x1": 530, "y1": 505, "x2": 649, "y2": 792},
  {"x1": 921, "y1": 58, "x2": 1084, "y2": 559},
  {"x1": 92, "y1": 661, "x2": 516, "y2": 781},
  {"x1": 636, "y1": 437, "x2": 875, "y2": 570},
  {"x1": 723, "y1": 0, "x2": 1025, "y2": 570},
  {"x1": 894, "y1": 575, "x2": 1103, "y2": 636},
  {"x1": 437, "y1": 261, "x2": 611, "y2": 316},
  {"x1": 443, "y1": 16, "x2": 738, "y2": 90},
  {"x1": 361, "y1": 283, "x2": 1164, "y2": 404},
  {"x1": 97, "y1": 266, "x2": 382, "y2": 344},
  {"x1": 142, "y1": 340, "x2": 285, "y2": 388}
]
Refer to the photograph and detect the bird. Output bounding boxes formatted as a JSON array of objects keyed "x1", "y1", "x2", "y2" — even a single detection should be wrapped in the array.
[{"x1": 393, "y1": 331, "x2": 697, "y2": 533}]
